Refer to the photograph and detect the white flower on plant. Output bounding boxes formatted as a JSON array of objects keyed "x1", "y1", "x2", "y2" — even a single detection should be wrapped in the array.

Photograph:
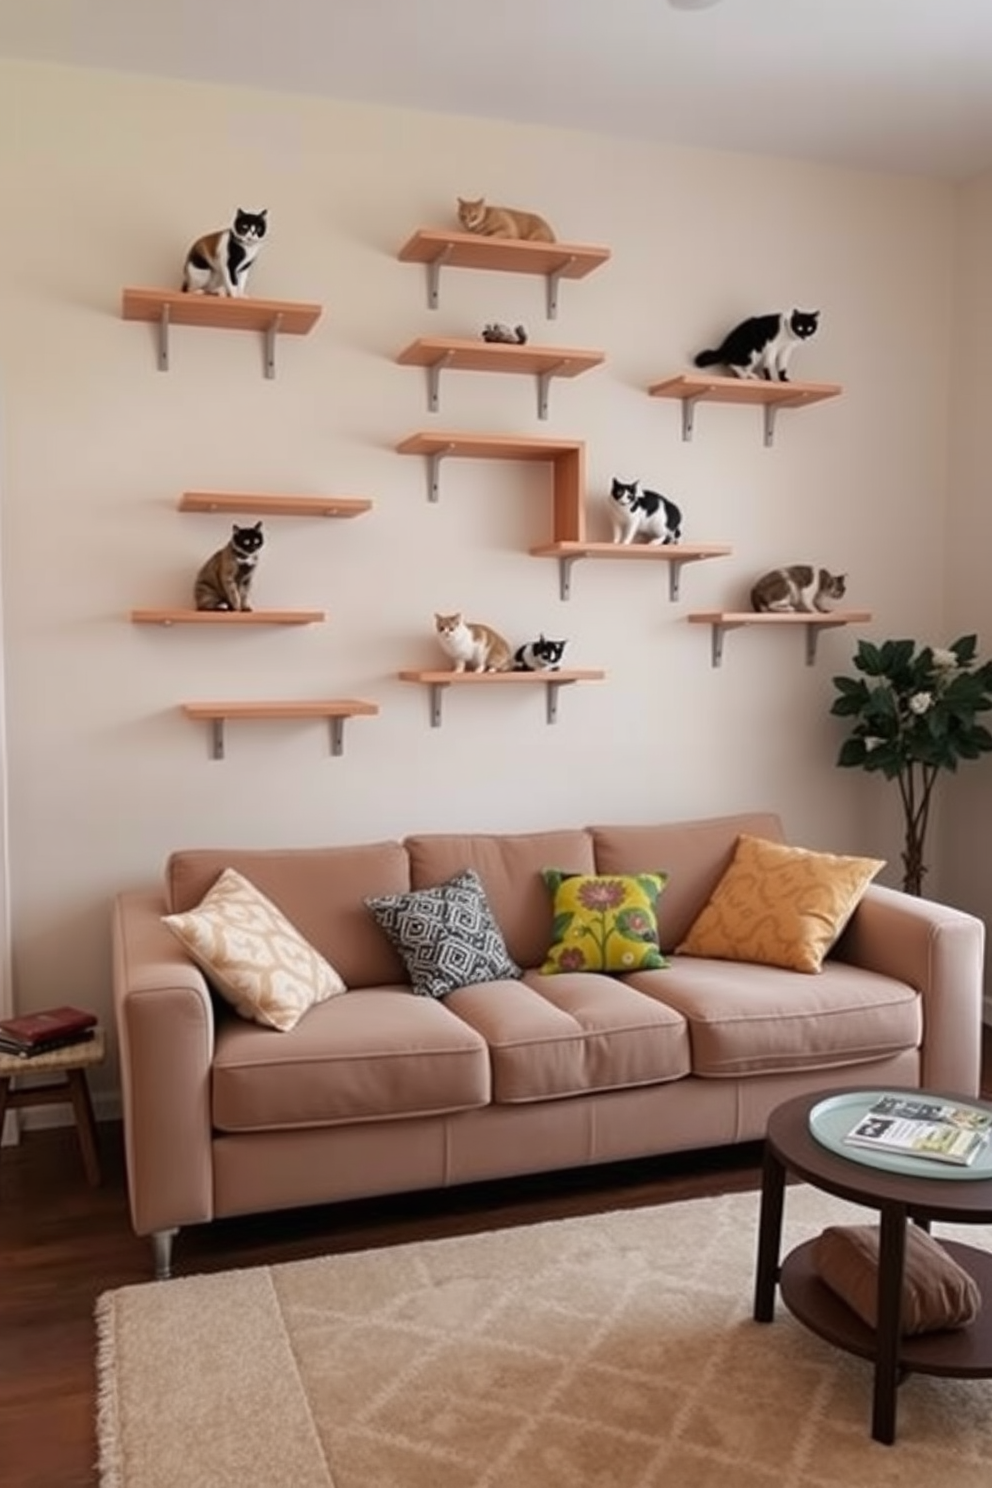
[
  {"x1": 864, "y1": 736, "x2": 884, "y2": 751},
  {"x1": 931, "y1": 648, "x2": 959, "y2": 671},
  {"x1": 909, "y1": 692, "x2": 933, "y2": 715}
]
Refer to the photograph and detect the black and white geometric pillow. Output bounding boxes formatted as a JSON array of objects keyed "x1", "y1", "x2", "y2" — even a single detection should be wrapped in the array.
[{"x1": 364, "y1": 868, "x2": 521, "y2": 998}]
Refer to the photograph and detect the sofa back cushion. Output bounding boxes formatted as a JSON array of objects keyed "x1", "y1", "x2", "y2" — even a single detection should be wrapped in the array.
[
  {"x1": 406, "y1": 829, "x2": 596, "y2": 971},
  {"x1": 166, "y1": 843, "x2": 411, "y2": 989},
  {"x1": 591, "y1": 813, "x2": 784, "y2": 952}
]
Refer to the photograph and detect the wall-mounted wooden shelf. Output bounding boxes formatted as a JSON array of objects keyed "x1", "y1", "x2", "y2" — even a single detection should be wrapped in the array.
[
  {"x1": 398, "y1": 668, "x2": 605, "y2": 727},
  {"x1": 396, "y1": 431, "x2": 585, "y2": 540},
  {"x1": 121, "y1": 288, "x2": 323, "y2": 379},
  {"x1": 178, "y1": 492, "x2": 372, "y2": 518},
  {"x1": 396, "y1": 337, "x2": 605, "y2": 419},
  {"x1": 181, "y1": 699, "x2": 379, "y2": 760},
  {"x1": 648, "y1": 373, "x2": 843, "y2": 446},
  {"x1": 131, "y1": 609, "x2": 325, "y2": 626},
  {"x1": 530, "y1": 540, "x2": 733, "y2": 601},
  {"x1": 687, "y1": 610, "x2": 873, "y2": 667},
  {"x1": 397, "y1": 230, "x2": 611, "y2": 319}
]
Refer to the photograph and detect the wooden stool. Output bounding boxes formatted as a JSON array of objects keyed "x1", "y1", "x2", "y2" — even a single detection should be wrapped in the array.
[{"x1": 0, "y1": 1028, "x2": 105, "y2": 1185}]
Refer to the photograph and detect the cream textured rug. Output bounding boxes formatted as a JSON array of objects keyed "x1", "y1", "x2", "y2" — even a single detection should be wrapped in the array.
[{"x1": 96, "y1": 1185, "x2": 992, "y2": 1488}]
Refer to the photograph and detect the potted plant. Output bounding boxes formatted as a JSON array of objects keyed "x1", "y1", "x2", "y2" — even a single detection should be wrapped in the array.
[{"x1": 830, "y1": 635, "x2": 992, "y2": 895}]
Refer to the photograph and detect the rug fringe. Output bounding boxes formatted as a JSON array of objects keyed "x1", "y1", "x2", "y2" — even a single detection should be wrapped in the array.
[{"x1": 94, "y1": 1291, "x2": 125, "y2": 1488}]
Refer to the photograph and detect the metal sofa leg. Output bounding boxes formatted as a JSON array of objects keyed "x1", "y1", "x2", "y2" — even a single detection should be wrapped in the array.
[{"x1": 152, "y1": 1227, "x2": 179, "y2": 1280}]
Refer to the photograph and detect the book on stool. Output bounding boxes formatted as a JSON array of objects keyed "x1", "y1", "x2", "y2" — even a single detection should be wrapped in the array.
[{"x1": 0, "y1": 1006, "x2": 98, "y2": 1059}]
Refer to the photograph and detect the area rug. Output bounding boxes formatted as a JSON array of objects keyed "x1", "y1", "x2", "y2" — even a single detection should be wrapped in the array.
[{"x1": 95, "y1": 1185, "x2": 992, "y2": 1487}]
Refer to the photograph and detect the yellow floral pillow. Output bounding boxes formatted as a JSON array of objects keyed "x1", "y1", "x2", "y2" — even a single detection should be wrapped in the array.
[
  {"x1": 676, "y1": 834, "x2": 884, "y2": 974},
  {"x1": 541, "y1": 871, "x2": 669, "y2": 974}
]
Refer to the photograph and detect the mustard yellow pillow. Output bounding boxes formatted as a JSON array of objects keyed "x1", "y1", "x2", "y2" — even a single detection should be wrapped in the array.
[
  {"x1": 541, "y1": 871, "x2": 669, "y2": 974},
  {"x1": 675, "y1": 835, "x2": 884, "y2": 974}
]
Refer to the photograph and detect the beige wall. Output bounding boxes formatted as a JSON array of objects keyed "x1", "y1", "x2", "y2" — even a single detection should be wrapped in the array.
[{"x1": 0, "y1": 60, "x2": 963, "y2": 1102}]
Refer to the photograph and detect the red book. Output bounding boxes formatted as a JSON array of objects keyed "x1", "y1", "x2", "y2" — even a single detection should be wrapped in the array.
[{"x1": 0, "y1": 1005, "x2": 97, "y2": 1049}]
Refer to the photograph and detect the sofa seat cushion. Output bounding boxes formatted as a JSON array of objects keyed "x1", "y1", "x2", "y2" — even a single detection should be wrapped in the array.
[
  {"x1": 623, "y1": 958, "x2": 921, "y2": 1078},
  {"x1": 211, "y1": 986, "x2": 491, "y2": 1132},
  {"x1": 443, "y1": 972, "x2": 690, "y2": 1103}
]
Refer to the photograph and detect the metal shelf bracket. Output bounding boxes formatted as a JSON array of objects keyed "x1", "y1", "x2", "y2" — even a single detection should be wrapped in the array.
[
  {"x1": 546, "y1": 256, "x2": 577, "y2": 320},
  {"x1": 546, "y1": 679, "x2": 575, "y2": 724},
  {"x1": 263, "y1": 314, "x2": 283, "y2": 380},
  {"x1": 426, "y1": 351, "x2": 454, "y2": 413},
  {"x1": 537, "y1": 361, "x2": 570, "y2": 420},
  {"x1": 425, "y1": 444, "x2": 455, "y2": 503},
  {"x1": 428, "y1": 682, "x2": 446, "y2": 727},
  {"x1": 763, "y1": 402, "x2": 778, "y2": 448},
  {"x1": 681, "y1": 395, "x2": 703, "y2": 442},
  {"x1": 426, "y1": 245, "x2": 453, "y2": 310},
  {"x1": 557, "y1": 556, "x2": 578, "y2": 601},
  {"x1": 157, "y1": 303, "x2": 170, "y2": 372},
  {"x1": 210, "y1": 719, "x2": 225, "y2": 760},
  {"x1": 329, "y1": 717, "x2": 345, "y2": 755}
]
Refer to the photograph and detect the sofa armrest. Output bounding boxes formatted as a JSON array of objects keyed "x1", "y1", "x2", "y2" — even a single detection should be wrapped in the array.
[
  {"x1": 833, "y1": 884, "x2": 985, "y2": 1094},
  {"x1": 112, "y1": 890, "x2": 216, "y2": 1237}
]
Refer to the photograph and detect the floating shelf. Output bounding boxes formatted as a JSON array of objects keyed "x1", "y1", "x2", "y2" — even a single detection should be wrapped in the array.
[
  {"x1": 687, "y1": 610, "x2": 873, "y2": 667},
  {"x1": 121, "y1": 288, "x2": 323, "y2": 378},
  {"x1": 648, "y1": 373, "x2": 843, "y2": 446},
  {"x1": 398, "y1": 668, "x2": 605, "y2": 727},
  {"x1": 397, "y1": 230, "x2": 611, "y2": 319},
  {"x1": 530, "y1": 540, "x2": 733, "y2": 601},
  {"x1": 182, "y1": 699, "x2": 379, "y2": 760},
  {"x1": 396, "y1": 431, "x2": 585, "y2": 540},
  {"x1": 131, "y1": 609, "x2": 325, "y2": 626},
  {"x1": 396, "y1": 337, "x2": 605, "y2": 419},
  {"x1": 178, "y1": 492, "x2": 372, "y2": 518}
]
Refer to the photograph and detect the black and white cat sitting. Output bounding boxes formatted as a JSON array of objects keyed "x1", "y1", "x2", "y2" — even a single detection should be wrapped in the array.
[
  {"x1": 609, "y1": 478, "x2": 682, "y2": 546},
  {"x1": 694, "y1": 309, "x2": 819, "y2": 382},
  {"x1": 513, "y1": 635, "x2": 568, "y2": 672},
  {"x1": 182, "y1": 208, "x2": 268, "y2": 297}
]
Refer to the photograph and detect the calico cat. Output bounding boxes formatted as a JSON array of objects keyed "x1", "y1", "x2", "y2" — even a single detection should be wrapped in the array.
[
  {"x1": 693, "y1": 309, "x2": 820, "y2": 382},
  {"x1": 194, "y1": 522, "x2": 265, "y2": 611},
  {"x1": 182, "y1": 208, "x2": 268, "y2": 297},
  {"x1": 609, "y1": 479, "x2": 682, "y2": 546},
  {"x1": 750, "y1": 565, "x2": 846, "y2": 614},
  {"x1": 434, "y1": 612, "x2": 513, "y2": 673},
  {"x1": 513, "y1": 635, "x2": 568, "y2": 672},
  {"x1": 457, "y1": 196, "x2": 556, "y2": 243}
]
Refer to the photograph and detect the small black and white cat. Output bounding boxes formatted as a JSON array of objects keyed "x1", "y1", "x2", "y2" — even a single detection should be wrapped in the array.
[
  {"x1": 194, "y1": 522, "x2": 265, "y2": 611},
  {"x1": 609, "y1": 478, "x2": 682, "y2": 546},
  {"x1": 182, "y1": 208, "x2": 268, "y2": 297},
  {"x1": 513, "y1": 635, "x2": 568, "y2": 672},
  {"x1": 694, "y1": 309, "x2": 820, "y2": 382}
]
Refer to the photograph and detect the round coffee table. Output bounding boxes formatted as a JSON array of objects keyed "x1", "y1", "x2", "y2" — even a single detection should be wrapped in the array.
[{"x1": 753, "y1": 1087, "x2": 992, "y2": 1445}]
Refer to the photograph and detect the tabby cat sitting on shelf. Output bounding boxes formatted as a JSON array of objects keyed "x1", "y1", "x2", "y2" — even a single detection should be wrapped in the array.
[
  {"x1": 749, "y1": 565, "x2": 846, "y2": 614},
  {"x1": 457, "y1": 196, "x2": 556, "y2": 243},
  {"x1": 434, "y1": 612, "x2": 513, "y2": 673},
  {"x1": 194, "y1": 522, "x2": 265, "y2": 612}
]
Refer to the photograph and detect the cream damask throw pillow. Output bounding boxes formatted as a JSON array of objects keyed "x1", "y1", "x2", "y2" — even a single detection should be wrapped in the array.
[
  {"x1": 162, "y1": 867, "x2": 346, "y2": 1030},
  {"x1": 676, "y1": 834, "x2": 884, "y2": 974}
]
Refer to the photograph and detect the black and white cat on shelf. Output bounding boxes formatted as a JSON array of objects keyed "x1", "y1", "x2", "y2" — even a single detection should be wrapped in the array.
[
  {"x1": 609, "y1": 478, "x2": 682, "y2": 546},
  {"x1": 182, "y1": 208, "x2": 268, "y2": 297},
  {"x1": 694, "y1": 309, "x2": 820, "y2": 382},
  {"x1": 513, "y1": 635, "x2": 569, "y2": 672}
]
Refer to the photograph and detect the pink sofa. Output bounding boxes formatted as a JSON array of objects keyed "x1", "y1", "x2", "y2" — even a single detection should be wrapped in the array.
[{"x1": 111, "y1": 812, "x2": 985, "y2": 1277}]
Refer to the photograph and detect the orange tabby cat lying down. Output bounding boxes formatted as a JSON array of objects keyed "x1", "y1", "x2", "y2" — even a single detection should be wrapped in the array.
[{"x1": 457, "y1": 196, "x2": 556, "y2": 243}]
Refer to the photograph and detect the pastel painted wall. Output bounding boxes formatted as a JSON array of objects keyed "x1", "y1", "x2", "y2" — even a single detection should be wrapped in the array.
[{"x1": 0, "y1": 60, "x2": 961, "y2": 1105}]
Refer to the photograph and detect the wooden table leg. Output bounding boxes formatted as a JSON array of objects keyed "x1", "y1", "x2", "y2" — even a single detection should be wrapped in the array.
[
  {"x1": 753, "y1": 1142, "x2": 787, "y2": 1322},
  {"x1": 872, "y1": 1202, "x2": 907, "y2": 1445},
  {"x1": 66, "y1": 1069, "x2": 101, "y2": 1187},
  {"x1": 0, "y1": 1075, "x2": 10, "y2": 1143}
]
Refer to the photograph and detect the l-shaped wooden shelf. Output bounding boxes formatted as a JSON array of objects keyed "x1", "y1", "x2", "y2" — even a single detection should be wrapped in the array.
[
  {"x1": 398, "y1": 668, "x2": 606, "y2": 727},
  {"x1": 688, "y1": 610, "x2": 873, "y2": 667},
  {"x1": 648, "y1": 373, "x2": 843, "y2": 446},
  {"x1": 397, "y1": 229, "x2": 611, "y2": 319},
  {"x1": 530, "y1": 540, "x2": 733, "y2": 601},
  {"x1": 182, "y1": 699, "x2": 379, "y2": 760},
  {"x1": 131, "y1": 609, "x2": 325, "y2": 626},
  {"x1": 396, "y1": 337, "x2": 605, "y2": 419},
  {"x1": 396, "y1": 431, "x2": 586, "y2": 539},
  {"x1": 178, "y1": 491, "x2": 372, "y2": 518},
  {"x1": 121, "y1": 287, "x2": 323, "y2": 378}
]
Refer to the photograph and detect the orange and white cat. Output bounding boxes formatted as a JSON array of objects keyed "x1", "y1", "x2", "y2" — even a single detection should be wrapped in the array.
[
  {"x1": 434, "y1": 612, "x2": 513, "y2": 672},
  {"x1": 457, "y1": 196, "x2": 556, "y2": 243}
]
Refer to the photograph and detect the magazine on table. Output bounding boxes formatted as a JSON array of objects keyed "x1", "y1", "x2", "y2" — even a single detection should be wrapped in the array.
[{"x1": 843, "y1": 1094, "x2": 992, "y2": 1167}]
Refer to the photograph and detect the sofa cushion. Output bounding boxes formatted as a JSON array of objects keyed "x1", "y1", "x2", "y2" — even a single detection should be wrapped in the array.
[
  {"x1": 624, "y1": 957, "x2": 921, "y2": 1077},
  {"x1": 166, "y1": 843, "x2": 411, "y2": 989},
  {"x1": 211, "y1": 986, "x2": 491, "y2": 1131},
  {"x1": 161, "y1": 868, "x2": 347, "y2": 1031},
  {"x1": 364, "y1": 869, "x2": 521, "y2": 998},
  {"x1": 540, "y1": 870, "x2": 668, "y2": 974},
  {"x1": 406, "y1": 829, "x2": 596, "y2": 970},
  {"x1": 676, "y1": 834, "x2": 884, "y2": 973},
  {"x1": 591, "y1": 813, "x2": 785, "y2": 951},
  {"x1": 444, "y1": 971, "x2": 690, "y2": 1102}
]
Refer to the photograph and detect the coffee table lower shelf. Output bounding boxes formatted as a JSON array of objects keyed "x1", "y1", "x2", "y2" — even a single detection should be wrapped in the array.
[{"x1": 780, "y1": 1237, "x2": 992, "y2": 1377}]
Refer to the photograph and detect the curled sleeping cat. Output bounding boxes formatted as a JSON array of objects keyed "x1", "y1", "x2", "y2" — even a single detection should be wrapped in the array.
[
  {"x1": 434, "y1": 612, "x2": 513, "y2": 673},
  {"x1": 750, "y1": 565, "x2": 846, "y2": 614},
  {"x1": 457, "y1": 196, "x2": 556, "y2": 243}
]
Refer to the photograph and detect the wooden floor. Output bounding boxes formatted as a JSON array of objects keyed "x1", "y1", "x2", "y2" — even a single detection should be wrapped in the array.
[{"x1": 3, "y1": 1033, "x2": 991, "y2": 1488}]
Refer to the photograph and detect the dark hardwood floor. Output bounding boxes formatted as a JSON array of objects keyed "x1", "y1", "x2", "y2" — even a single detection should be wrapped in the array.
[{"x1": 3, "y1": 1032, "x2": 991, "y2": 1488}]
